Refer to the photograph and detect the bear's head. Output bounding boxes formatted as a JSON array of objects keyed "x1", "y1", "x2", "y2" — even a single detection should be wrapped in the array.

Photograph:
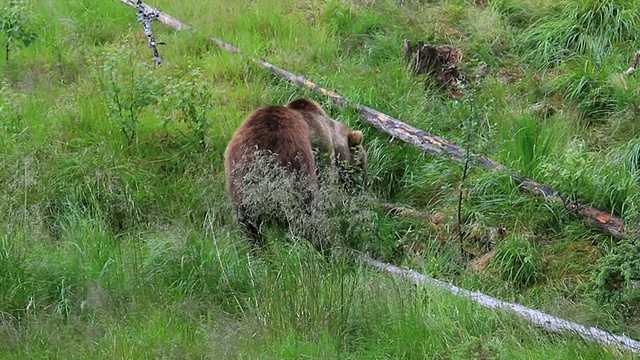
[
  {"x1": 286, "y1": 98, "x2": 367, "y2": 184},
  {"x1": 335, "y1": 121, "x2": 367, "y2": 185},
  {"x1": 347, "y1": 129, "x2": 367, "y2": 175}
]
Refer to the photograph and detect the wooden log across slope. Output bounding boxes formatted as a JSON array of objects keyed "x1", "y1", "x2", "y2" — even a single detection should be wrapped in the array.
[
  {"x1": 115, "y1": 0, "x2": 626, "y2": 239},
  {"x1": 362, "y1": 255, "x2": 640, "y2": 354}
]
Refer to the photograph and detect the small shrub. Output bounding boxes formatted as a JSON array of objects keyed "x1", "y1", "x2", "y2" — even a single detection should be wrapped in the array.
[
  {"x1": 154, "y1": 66, "x2": 214, "y2": 149},
  {"x1": 0, "y1": 0, "x2": 37, "y2": 73},
  {"x1": 91, "y1": 44, "x2": 160, "y2": 147},
  {"x1": 590, "y1": 238, "x2": 640, "y2": 318},
  {"x1": 93, "y1": 45, "x2": 214, "y2": 149}
]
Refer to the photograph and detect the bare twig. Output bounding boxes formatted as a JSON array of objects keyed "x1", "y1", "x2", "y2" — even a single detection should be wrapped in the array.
[
  {"x1": 362, "y1": 255, "x2": 640, "y2": 354},
  {"x1": 114, "y1": 0, "x2": 627, "y2": 240},
  {"x1": 458, "y1": 94, "x2": 474, "y2": 256}
]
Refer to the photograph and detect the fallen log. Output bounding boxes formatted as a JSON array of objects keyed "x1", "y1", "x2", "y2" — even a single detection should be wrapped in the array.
[
  {"x1": 362, "y1": 255, "x2": 640, "y2": 354},
  {"x1": 115, "y1": 0, "x2": 626, "y2": 239}
]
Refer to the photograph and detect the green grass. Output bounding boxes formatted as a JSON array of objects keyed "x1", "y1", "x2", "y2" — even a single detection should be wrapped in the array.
[{"x1": 1, "y1": 0, "x2": 640, "y2": 357}]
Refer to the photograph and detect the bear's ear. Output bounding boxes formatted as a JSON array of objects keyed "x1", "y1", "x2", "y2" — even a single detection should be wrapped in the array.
[
  {"x1": 286, "y1": 98, "x2": 324, "y2": 114},
  {"x1": 348, "y1": 131, "x2": 363, "y2": 147}
]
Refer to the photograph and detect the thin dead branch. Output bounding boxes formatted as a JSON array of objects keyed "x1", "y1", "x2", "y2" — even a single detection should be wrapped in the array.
[{"x1": 120, "y1": 0, "x2": 191, "y2": 31}]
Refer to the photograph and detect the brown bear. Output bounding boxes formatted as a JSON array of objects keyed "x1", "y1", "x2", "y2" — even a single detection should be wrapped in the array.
[{"x1": 224, "y1": 98, "x2": 365, "y2": 244}]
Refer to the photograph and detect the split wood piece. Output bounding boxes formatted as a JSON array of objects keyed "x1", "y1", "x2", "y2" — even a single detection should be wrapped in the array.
[
  {"x1": 469, "y1": 250, "x2": 494, "y2": 272},
  {"x1": 624, "y1": 49, "x2": 640, "y2": 76},
  {"x1": 362, "y1": 255, "x2": 640, "y2": 354},
  {"x1": 380, "y1": 203, "x2": 444, "y2": 225},
  {"x1": 115, "y1": 0, "x2": 626, "y2": 239}
]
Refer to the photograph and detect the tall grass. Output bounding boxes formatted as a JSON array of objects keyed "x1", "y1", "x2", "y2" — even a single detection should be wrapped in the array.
[
  {"x1": 550, "y1": 57, "x2": 618, "y2": 120},
  {"x1": 518, "y1": 0, "x2": 640, "y2": 68}
]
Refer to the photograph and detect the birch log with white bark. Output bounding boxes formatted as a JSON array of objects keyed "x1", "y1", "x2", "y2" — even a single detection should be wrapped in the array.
[{"x1": 362, "y1": 255, "x2": 640, "y2": 354}]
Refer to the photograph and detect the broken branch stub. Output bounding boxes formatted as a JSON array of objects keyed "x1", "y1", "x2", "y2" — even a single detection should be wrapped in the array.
[
  {"x1": 135, "y1": 0, "x2": 162, "y2": 64},
  {"x1": 120, "y1": 0, "x2": 191, "y2": 31},
  {"x1": 115, "y1": 0, "x2": 626, "y2": 239}
]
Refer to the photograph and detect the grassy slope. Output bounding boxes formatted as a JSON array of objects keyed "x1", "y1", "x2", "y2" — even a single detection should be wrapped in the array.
[{"x1": 1, "y1": 0, "x2": 639, "y2": 358}]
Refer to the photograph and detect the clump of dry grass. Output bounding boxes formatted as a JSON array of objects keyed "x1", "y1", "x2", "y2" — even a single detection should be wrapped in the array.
[{"x1": 234, "y1": 152, "x2": 374, "y2": 251}]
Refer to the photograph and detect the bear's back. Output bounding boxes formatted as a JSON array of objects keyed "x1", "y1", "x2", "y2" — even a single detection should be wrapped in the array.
[{"x1": 225, "y1": 105, "x2": 314, "y2": 173}]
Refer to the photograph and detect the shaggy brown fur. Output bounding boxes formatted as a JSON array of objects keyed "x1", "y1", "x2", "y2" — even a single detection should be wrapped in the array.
[
  {"x1": 286, "y1": 98, "x2": 366, "y2": 176},
  {"x1": 224, "y1": 98, "x2": 366, "y2": 243}
]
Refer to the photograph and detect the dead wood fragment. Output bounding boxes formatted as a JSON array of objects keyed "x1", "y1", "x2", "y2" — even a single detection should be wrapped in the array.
[
  {"x1": 470, "y1": 250, "x2": 494, "y2": 272},
  {"x1": 435, "y1": 45, "x2": 463, "y2": 67},
  {"x1": 624, "y1": 49, "x2": 640, "y2": 76},
  {"x1": 473, "y1": 63, "x2": 491, "y2": 82},
  {"x1": 134, "y1": 0, "x2": 163, "y2": 64},
  {"x1": 529, "y1": 102, "x2": 557, "y2": 118},
  {"x1": 362, "y1": 255, "x2": 640, "y2": 353},
  {"x1": 403, "y1": 40, "x2": 462, "y2": 75},
  {"x1": 115, "y1": 0, "x2": 626, "y2": 240},
  {"x1": 403, "y1": 40, "x2": 439, "y2": 75},
  {"x1": 381, "y1": 203, "x2": 444, "y2": 225},
  {"x1": 403, "y1": 39, "x2": 466, "y2": 94},
  {"x1": 436, "y1": 64, "x2": 467, "y2": 95}
]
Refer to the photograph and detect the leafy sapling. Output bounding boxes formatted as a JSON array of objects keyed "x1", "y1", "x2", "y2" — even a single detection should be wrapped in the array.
[{"x1": 0, "y1": 0, "x2": 37, "y2": 75}]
